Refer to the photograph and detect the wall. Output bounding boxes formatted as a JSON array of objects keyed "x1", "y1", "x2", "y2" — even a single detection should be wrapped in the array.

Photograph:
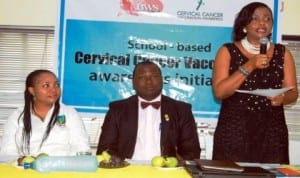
[
  {"x1": 0, "y1": 0, "x2": 57, "y2": 27},
  {"x1": 0, "y1": 0, "x2": 299, "y2": 35},
  {"x1": 282, "y1": 0, "x2": 300, "y2": 35}
]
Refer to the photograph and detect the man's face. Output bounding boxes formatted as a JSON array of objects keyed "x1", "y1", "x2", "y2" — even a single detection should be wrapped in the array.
[{"x1": 133, "y1": 64, "x2": 163, "y2": 101}]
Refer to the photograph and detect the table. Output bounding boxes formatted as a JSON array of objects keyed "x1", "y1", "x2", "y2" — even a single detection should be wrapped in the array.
[
  {"x1": 0, "y1": 164, "x2": 191, "y2": 178},
  {"x1": 2, "y1": 161, "x2": 299, "y2": 178}
]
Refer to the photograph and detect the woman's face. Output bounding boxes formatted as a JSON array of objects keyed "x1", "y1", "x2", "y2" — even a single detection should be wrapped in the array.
[
  {"x1": 245, "y1": 7, "x2": 273, "y2": 42},
  {"x1": 29, "y1": 73, "x2": 61, "y2": 106}
]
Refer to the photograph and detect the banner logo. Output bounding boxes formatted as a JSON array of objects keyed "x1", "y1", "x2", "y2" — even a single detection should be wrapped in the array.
[
  {"x1": 196, "y1": 0, "x2": 204, "y2": 11},
  {"x1": 177, "y1": 0, "x2": 223, "y2": 21},
  {"x1": 120, "y1": 0, "x2": 163, "y2": 16}
]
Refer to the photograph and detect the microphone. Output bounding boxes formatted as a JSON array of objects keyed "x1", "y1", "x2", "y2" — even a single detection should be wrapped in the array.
[{"x1": 259, "y1": 37, "x2": 269, "y2": 54}]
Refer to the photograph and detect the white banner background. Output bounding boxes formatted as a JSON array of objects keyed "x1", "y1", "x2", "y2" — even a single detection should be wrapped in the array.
[{"x1": 57, "y1": 0, "x2": 280, "y2": 124}]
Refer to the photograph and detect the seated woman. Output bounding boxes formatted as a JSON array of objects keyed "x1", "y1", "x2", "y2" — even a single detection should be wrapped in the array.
[{"x1": 0, "y1": 69, "x2": 90, "y2": 160}]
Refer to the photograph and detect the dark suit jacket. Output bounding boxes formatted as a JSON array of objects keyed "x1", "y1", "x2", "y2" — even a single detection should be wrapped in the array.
[{"x1": 96, "y1": 95, "x2": 201, "y2": 160}]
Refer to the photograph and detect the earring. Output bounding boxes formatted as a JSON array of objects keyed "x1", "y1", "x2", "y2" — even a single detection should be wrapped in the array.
[{"x1": 243, "y1": 28, "x2": 247, "y2": 33}]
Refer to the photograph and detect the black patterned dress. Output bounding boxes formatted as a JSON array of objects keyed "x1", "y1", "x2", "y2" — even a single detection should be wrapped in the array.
[{"x1": 212, "y1": 43, "x2": 289, "y2": 164}]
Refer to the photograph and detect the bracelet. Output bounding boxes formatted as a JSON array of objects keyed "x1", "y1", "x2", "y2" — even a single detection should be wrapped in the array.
[{"x1": 238, "y1": 66, "x2": 250, "y2": 77}]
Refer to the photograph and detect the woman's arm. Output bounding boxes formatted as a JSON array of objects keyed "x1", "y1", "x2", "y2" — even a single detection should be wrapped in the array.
[
  {"x1": 212, "y1": 44, "x2": 272, "y2": 100},
  {"x1": 268, "y1": 47, "x2": 298, "y2": 106},
  {"x1": 66, "y1": 106, "x2": 90, "y2": 154},
  {"x1": 0, "y1": 108, "x2": 22, "y2": 157},
  {"x1": 212, "y1": 46, "x2": 253, "y2": 100}
]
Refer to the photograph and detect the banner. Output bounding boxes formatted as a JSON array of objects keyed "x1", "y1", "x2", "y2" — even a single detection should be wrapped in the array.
[{"x1": 57, "y1": 0, "x2": 280, "y2": 120}]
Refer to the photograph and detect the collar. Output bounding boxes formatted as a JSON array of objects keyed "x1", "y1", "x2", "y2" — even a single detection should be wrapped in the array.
[{"x1": 138, "y1": 94, "x2": 161, "y2": 103}]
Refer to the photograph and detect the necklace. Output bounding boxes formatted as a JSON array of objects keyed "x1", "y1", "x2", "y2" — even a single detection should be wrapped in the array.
[{"x1": 241, "y1": 37, "x2": 270, "y2": 54}]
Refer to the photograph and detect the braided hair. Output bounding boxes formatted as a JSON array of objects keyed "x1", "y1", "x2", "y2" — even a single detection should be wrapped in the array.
[{"x1": 18, "y1": 69, "x2": 60, "y2": 155}]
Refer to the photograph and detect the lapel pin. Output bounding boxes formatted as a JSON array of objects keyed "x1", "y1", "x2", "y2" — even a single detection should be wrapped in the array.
[
  {"x1": 56, "y1": 115, "x2": 66, "y2": 126},
  {"x1": 164, "y1": 114, "x2": 170, "y2": 122}
]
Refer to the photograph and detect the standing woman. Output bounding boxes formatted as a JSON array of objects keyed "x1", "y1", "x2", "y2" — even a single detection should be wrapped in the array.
[
  {"x1": 0, "y1": 70, "x2": 90, "y2": 159},
  {"x1": 212, "y1": 2, "x2": 298, "y2": 163}
]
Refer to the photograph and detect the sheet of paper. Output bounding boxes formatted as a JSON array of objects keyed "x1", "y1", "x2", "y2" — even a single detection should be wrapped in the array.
[{"x1": 235, "y1": 87, "x2": 294, "y2": 97}]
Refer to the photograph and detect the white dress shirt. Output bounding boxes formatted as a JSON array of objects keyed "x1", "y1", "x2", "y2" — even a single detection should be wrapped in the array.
[
  {"x1": 131, "y1": 95, "x2": 161, "y2": 160},
  {"x1": 0, "y1": 104, "x2": 90, "y2": 159}
]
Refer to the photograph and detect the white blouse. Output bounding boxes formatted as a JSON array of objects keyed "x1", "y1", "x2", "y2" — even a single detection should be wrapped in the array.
[{"x1": 0, "y1": 104, "x2": 90, "y2": 159}]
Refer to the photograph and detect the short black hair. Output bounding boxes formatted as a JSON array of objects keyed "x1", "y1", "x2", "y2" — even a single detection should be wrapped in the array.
[
  {"x1": 132, "y1": 61, "x2": 162, "y2": 79},
  {"x1": 232, "y1": 2, "x2": 273, "y2": 41}
]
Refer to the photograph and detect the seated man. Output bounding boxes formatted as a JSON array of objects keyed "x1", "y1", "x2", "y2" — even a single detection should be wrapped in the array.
[{"x1": 96, "y1": 61, "x2": 200, "y2": 161}]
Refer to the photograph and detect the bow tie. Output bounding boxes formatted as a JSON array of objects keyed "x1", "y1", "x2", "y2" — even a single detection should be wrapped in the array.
[{"x1": 141, "y1": 101, "x2": 161, "y2": 109}]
